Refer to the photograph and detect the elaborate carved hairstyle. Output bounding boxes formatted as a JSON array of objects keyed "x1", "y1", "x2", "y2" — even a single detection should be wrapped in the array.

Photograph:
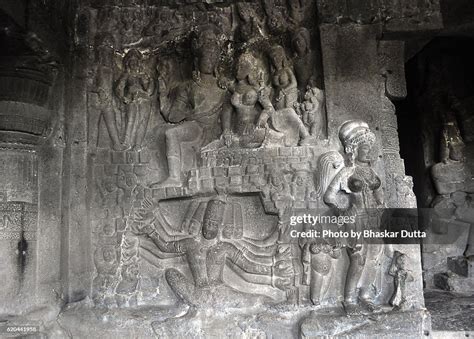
[
  {"x1": 314, "y1": 151, "x2": 344, "y2": 197},
  {"x1": 339, "y1": 120, "x2": 376, "y2": 163}
]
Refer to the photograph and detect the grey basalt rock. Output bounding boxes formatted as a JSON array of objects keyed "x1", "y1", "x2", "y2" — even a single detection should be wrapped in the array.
[{"x1": 0, "y1": 0, "x2": 437, "y2": 337}]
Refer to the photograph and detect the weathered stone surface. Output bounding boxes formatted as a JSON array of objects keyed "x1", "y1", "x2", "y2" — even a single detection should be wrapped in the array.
[
  {"x1": 448, "y1": 256, "x2": 474, "y2": 278},
  {"x1": 300, "y1": 309, "x2": 431, "y2": 338},
  {"x1": 425, "y1": 290, "x2": 474, "y2": 333},
  {"x1": 0, "y1": 0, "x2": 458, "y2": 337},
  {"x1": 434, "y1": 272, "x2": 474, "y2": 293}
]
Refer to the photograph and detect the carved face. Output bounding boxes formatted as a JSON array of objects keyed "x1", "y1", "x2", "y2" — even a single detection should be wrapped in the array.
[
  {"x1": 103, "y1": 177, "x2": 117, "y2": 193},
  {"x1": 270, "y1": 173, "x2": 283, "y2": 187},
  {"x1": 103, "y1": 247, "x2": 116, "y2": 263},
  {"x1": 197, "y1": 44, "x2": 219, "y2": 75},
  {"x1": 293, "y1": 172, "x2": 306, "y2": 186},
  {"x1": 270, "y1": 50, "x2": 285, "y2": 70},
  {"x1": 126, "y1": 55, "x2": 140, "y2": 72},
  {"x1": 356, "y1": 143, "x2": 372, "y2": 164},
  {"x1": 236, "y1": 57, "x2": 253, "y2": 81},
  {"x1": 397, "y1": 254, "x2": 407, "y2": 269},
  {"x1": 117, "y1": 170, "x2": 136, "y2": 188},
  {"x1": 102, "y1": 223, "x2": 115, "y2": 236},
  {"x1": 293, "y1": 34, "x2": 308, "y2": 56}
]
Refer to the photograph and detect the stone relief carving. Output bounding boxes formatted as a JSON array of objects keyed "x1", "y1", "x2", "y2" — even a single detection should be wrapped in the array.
[
  {"x1": 114, "y1": 49, "x2": 155, "y2": 151},
  {"x1": 431, "y1": 112, "x2": 474, "y2": 257},
  {"x1": 324, "y1": 120, "x2": 386, "y2": 315},
  {"x1": 222, "y1": 51, "x2": 272, "y2": 149},
  {"x1": 389, "y1": 250, "x2": 412, "y2": 310},
  {"x1": 155, "y1": 26, "x2": 229, "y2": 187},
  {"x1": 91, "y1": 34, "x2": 125, "y2": 151},
  {"x1": 296, "y1": 86, "x2": 325, "y2": 137},
  {"x1": 81, "y1": 2, "x2": 423, "y2": 337},
  {"x1": 291, "y1": 27, "x2": 320, "y2": 94}
]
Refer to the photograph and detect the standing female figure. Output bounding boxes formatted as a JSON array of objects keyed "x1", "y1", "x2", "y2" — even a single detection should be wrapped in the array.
[
  {"x1": 324, "y1": 120, "x2": 385, "y2": 314},
  {"x1": 115, "y1": 49, "x2": 155, "y2": 150}
]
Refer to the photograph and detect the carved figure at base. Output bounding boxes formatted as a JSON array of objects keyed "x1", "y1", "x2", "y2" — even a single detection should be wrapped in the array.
[
  {"x1": 153, "y1": 27, "x2": 229, "y2": 187},
  {"x1": 296, "y1": 86, "x2": 325, "y2": 137},
  {"x1": 389, "y1": 251, "x2": 412, "y2": 310},
  {"x1": 291, "y1": 169, "x2": 316, "y2": 202},
  {"x1": 114, "y1": 49, "x2": 155, "y2": 151},
  {"x1": 300, "y1": 151, "x2": 344, "y2": 306},
  {"x1": 324, "y1": 120, "x2": 385, "y2": 315},
  {"x1": 92, "y1": 245, "x2": 119, "y2": 307},
  {"x1": 302, "y1": 242, "x2": 341, "y2": 306}
]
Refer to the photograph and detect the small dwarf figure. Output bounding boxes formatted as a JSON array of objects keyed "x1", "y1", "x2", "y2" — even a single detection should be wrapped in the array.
[
  {"x1": 290, "y1": 169, "x2": 316, "y2": 202},
  {"x1": 296, "y1": 87, "x2": 324, "y2": 136},
  {"x1": 389, "y1": 251, "x2": 413, "y2": 310}
]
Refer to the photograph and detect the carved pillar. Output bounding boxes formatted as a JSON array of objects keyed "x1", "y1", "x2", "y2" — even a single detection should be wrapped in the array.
[{"x1": 0, "y1": 10, "x2": 64, "y2": 313}]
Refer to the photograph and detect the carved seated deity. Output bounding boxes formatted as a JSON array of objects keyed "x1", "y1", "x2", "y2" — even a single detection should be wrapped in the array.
[
  {"x1": 221, "y1": 52, "x2": 278, "y2": 148},
  {"x1": 153, "y1": 27, "x2": 229, "y2": 187}
]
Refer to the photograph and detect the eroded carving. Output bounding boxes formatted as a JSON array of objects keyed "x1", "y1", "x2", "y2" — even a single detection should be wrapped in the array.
[
  {"x1": 155, "y1": 27, "x2": 229, "y2": 187},
  {"x1": 114, "y1": 49, "x2": 155, "y2": 151}
]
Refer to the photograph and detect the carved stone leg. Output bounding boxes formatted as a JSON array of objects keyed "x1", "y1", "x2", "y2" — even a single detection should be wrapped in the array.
[
  {"x1": 124, "y1": 103, "x2": 138, "y2": 148},
  {"x1": 310, "y1": 271, "x2": 324, "y2": 306},
  {"x1": 344, "y1": 248, "x2": 365, "y2": 314},
  {"x1": 132, "y1": 101, "x2": 151, "y2": 151},
  {"x1": 310, "y1": 254, "x2": 332, "y2": 306},
  {"x1": 185, "y1": 248, "x2": 210, "y2": 288},
  {"x1": 165, "y1": 268, "x2": 198, "y2": 306},
  {"x1": 102, "y1": 107, "x2": 126, "y2": 151},
  {"x1": 152, "y1": 121, "x2": 202, "y2": 188},
  {"x1": 359, "y1": 244, "x2": 384, "y2": 309}
]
